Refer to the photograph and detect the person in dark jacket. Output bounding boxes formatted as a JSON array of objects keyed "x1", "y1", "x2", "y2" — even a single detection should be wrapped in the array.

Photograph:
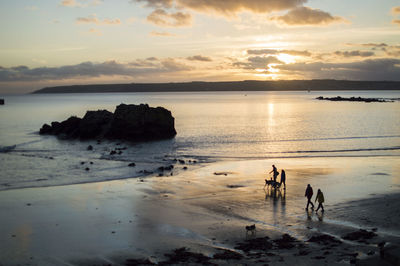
[
  {"x1": 269, "y1": 165, "x2": 279, "y2": 185},
  {"x1": 305, "y1": 184, "x2": 314, "y2": 210},
  {"x1": 280, "y1": 169, "x2": 286, "y2": 189},
  {"x1": 315, "y1": 189, "x2": 325, "y2": 212}
]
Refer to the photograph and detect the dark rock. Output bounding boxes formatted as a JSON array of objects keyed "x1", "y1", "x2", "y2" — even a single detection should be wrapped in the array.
[
  {"x1": 183, "y1": 166, "x2": 188, "y2": 170},
  {"x1": 85, "y1": 167, "x2": 90, "y2": 171},
  {"x1": 273, "y1": 234, "x2": 297, "y2": 249},
  {"x1": 179, "y1": 159, "x2": 185, "y2": 164},
  {"x1": 125, "y1": 258, "x2": 155, "y2": 266},
  {"x1": 80, "y1": 162, "x2": 85, "y2": 165},
  {"x1": 39, "y1": 124, "x2": 52, "y2": 134},
  {"x1": 87, "y1": 145, "x2": 93, "y2": 150},
  {"x1": 316, "y1": 96, "x2": 390, "y2": 103},
  {"x1": 213, "y1": 250, "x2": 243, "y2": 260},
  {"x1": 39, "y1": 103, "x2": 176, "y2": 141},
  {"x1": 128, "y1": 163, "x2": 136, "y2": 167},
  {"x1": 0, "y1": 98, "x2": 4, "y2": 105},
  {"x1": 158, "y1": 166, "x2": 165, "y2": 171},
  {"x1": 307, "y1": 234, "x2": 342, "y2": 245},
  {"x1": 342, "y1": 229, "x2": 377, "y2": 241},
  {"x1": 160, "y1": 247, "x2": 213, "y2": 265},
  {"x1": 110, "y1": 150, "x2": 116, "y2": 155},
  {"x1": 90, "y1": 161, "x2": 93, "y2": 164},
  {"x1": 164, "y1": 165, "x2": 174, "y2": 171},
  {"x1": 235, "y1": 237, "x2": 273, "y2": 252}
]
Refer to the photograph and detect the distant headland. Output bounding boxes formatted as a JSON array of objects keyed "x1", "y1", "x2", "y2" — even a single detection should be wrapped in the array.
[{"x1": 32, "y1": 80, "x2": 400, "y2": 94}]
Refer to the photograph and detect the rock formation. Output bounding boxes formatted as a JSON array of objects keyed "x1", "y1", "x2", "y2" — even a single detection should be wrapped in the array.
[{"x1": 40, "y1": 103, "x2": 176, "y2": 141}]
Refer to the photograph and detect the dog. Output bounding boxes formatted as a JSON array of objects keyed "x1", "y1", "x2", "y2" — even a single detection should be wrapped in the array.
[
  {"x1": 245, "y1": 224, "x2": 256, "y2": 236},
  {"x1": 264, "y1": 179, "x2": 281, "y2": 189}
]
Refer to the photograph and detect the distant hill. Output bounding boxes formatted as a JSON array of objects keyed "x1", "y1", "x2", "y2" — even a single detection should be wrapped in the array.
[{"x1": 33, "y1": 80, "x2": 400, "y2": 93}]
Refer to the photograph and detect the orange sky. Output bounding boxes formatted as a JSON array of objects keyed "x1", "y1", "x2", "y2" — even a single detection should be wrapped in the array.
[{"x1": 0, "y1": 0, "x2": 400, "y2": 93}]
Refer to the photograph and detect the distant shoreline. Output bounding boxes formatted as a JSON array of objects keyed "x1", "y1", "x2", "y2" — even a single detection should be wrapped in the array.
[{"x1": 32, "y1": 80, "x2": 400, "y2": 94}]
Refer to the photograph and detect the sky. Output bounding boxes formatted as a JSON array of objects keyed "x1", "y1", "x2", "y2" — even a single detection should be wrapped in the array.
[{"x1": 0, "y1": 0, "x2": 400, "y2": 93}]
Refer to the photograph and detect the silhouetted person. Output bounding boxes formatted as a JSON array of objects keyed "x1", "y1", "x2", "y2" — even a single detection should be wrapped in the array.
[
  {"x1": 305, "y1": 184, "x2": 314, "y2": 210},
  {"x1": 280, "y1": 169, "x2": 286, "y2": 189},
  {"x1": 315, "y1": 189, "x2": 325, "y2": 212},
  {"x1": 269, "y1": 165, "x2": 279, "y2": 185}
]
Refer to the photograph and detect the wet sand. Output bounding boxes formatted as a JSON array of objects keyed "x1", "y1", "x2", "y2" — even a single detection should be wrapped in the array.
[{"x1": 0, "y1": 156, "x2": 399, "y2": 265}]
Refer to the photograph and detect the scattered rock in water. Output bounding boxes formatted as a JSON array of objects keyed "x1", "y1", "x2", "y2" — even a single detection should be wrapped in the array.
[
  {"x1": 297, "y1": 249, "x2": 311, "y2": 256},
  {"x1": 128, "y1": 162, "x2": 136, "y2": 167},
  {"x1": 87, "y1": 145, "x2": 93, "y2": 151},
  {"x1": 235, "y1": 237, "x2": 273, "y2": 252},
  {"x1": 161, "y1": 247, "x2": 213, "y2": 265},
  {"x1": 80, "y1": 161, "x2": 85, "y2": 165},
  {"x1": 39, "y1": 103, "x2": 177, "y2": 141},
  {"x1": 164, "y1": 165, "x2": 174, "y2": 171},
  {"x1": 183, "y1": 166, "x2": 188, "y2": 170},
  {"x1": 90, "y1": 161, "x2": 93, "y2": 164},
  {"x1": 139, "y1": 170, "x2": 153, "y2": 175},
  {"x1": 85, "y1": 167, "x2": 90, "y2": 171},
  {"x1": 110, "y1": 150, "x2": 117, "y2": 155},
  {"x1": 307, "y1": 234, "x2": 342, "y2": 245},
  {"x1": 273, "y1": 234, "x2": 298, "y2": 249},
  {"x1": 178, "y1": 159, "x2": 185, "y2": 164},
  {"x1": 316, "y1": 96, "x2": 391, "y2": 103},
  {"x1": 212, "y1": 249, "x2": 244, "y2": 260},
  {"x1": 226, "y1": 184, "x2": 245, "y2": 188},
  {"x1": 125, "y1": 258, "x2": 155, "y2": 266},
  {"x1": 26, "y1": 203, "x2": 32, "y2": 206},
  {"x1": 342, "y1": 229, "x2": 377, "y2": 241},
  {"x1": 0, "y1": 99, "x2": 4, "y2": 105}
]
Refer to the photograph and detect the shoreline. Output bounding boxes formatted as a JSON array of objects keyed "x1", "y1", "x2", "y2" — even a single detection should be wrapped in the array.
[{"x1": 1, "y1": 156, "x2": 399, "y2": 265}]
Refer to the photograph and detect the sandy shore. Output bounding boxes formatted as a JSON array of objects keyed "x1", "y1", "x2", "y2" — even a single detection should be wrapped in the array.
[{"x1": 1, "y1": 156, "x2": 399, "y2": 265}]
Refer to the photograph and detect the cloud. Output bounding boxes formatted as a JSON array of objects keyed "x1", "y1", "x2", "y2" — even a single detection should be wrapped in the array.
[
  {"x1": 134, "y1": 0, "x2": 174, "y2": 9},
  {"x1": 349, "y1": 43, "x2": 400, "y2": 56},
  {"x1": 149, "y1": 30, "x2": 176, "y2": 37},
  {"x1": 0, "y1": 59, "x2": 192, "y2": 82},
  {"x1": 391, "y1": 6, "x2": 400, "y2": 15},
  {"x1": 134, "y1": 0, "x2": 307, "y2": 15},
  {"x1": 270, "y1": 6, "x2": 347, "y2": 26},
  {"x1": 334, "y1": 50, "x2": 375, "y2": 58},
  {"x1": 76, "y1": 14, "x2": 121, "y2": 25},
  {"x1": 60, "y1": 0, "x2": 84, "y2": 7},
  {"x1": 393, "y1": 19, "x2": 400, "y2": 26},
  {"x1": 147, "y1": 9, "x2": 192, "y2": 27},
  {"x1": 247, "y1": 49, "x2": 311, "y2": 57},
  {"x1": 88, "y1": 28, "x2": 102, "y2": 35},
  {"x1": 276, "y1": 58, "x2": 400, "y2": 80},
  {"x1": 358, "y1": 43, "x2": 388, "y2": 49},
  {"x1": 234, "y1": 56, "x2": 284, "y2": 69},
  {"x1": 186, "y1": 55, "x2": 212, "y2": 62},
  {"x1": 60, "y1": 0, "x2": 102, "y2": 7},
  {"x1": 175, "y1": 0, "x2": 307, "y2": 16}
]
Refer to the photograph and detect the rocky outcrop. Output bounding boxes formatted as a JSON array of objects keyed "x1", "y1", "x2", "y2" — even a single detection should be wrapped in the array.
[
  {"x1": 40, "y1": 103, "x2": 176, "y2": 141},
  {"x1": 0, "y1": 99, "x2": 4, "y2": 105},
  {"x1": 316, "y1": 96, "x2": 391, "y2": 102}
]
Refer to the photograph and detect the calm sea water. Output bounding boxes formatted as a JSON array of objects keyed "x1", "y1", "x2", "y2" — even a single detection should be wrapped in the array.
[{"x1": 0, "y1": 91, "x2": 399, "y2": 190}]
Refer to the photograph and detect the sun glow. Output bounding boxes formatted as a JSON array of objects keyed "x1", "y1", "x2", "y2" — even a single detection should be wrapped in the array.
[{"x1": 276, "y1": 53, "x2": 296, "y2": 64}]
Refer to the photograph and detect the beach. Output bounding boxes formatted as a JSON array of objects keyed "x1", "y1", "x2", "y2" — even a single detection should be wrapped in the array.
[{"x1": 1, "y1": 156, "x2": 399, "y2": 265}]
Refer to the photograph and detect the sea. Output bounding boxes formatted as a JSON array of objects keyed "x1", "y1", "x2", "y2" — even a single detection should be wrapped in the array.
[{"x1": 0, "y1": 90, "x2": 399, "y2": 191}]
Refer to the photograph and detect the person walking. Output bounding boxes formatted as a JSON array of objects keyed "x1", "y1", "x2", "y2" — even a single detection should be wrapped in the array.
[
  {"x1": 280, "y1": 169, "x2": 286, "y2": 189},
  {"x1": 269, "y1": 165, "x2": 279, "y2": 185},
  {"x1": 305, "y1": 184, "x2": 314, "y2": 210},
  {"x1": 315, "y1": 189, "x2": 325, "y2": 212}
]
